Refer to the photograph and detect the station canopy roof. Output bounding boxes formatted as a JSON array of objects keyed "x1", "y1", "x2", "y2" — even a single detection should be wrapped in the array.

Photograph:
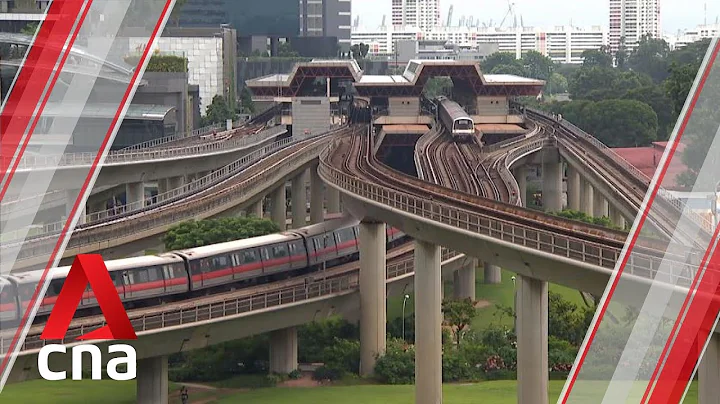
[{"x1": 247, "y1": 59, "x2": 545, "y2": 98}]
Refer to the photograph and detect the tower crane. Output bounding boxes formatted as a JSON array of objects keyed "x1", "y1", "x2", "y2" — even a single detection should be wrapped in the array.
[{"x1": 446, "y1": 5, "x2": 453, "y2": 27}]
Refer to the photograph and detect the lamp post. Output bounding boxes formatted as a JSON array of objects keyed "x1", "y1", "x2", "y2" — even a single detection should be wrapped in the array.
[
  {"x1": 511, "y1": 276, "x2": 517, "y2": 332},
  {"x1": 402, "y1": 294, "x2": 410, "y2": 341}
]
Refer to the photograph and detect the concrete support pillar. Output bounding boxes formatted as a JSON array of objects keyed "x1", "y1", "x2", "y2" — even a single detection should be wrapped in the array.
[
  {"x1": 483, "y1": 262, "x2": 501, "y2": 284},
  {"x1": 542, "y1": 159, "x2": 563, "y2": 213},
  {"x1": 185, "y1": 173, "x2": 196, "y2": 184},
  {"x1": 514, "y1": 166, "x2": 528, "y2": 207},
  {"x1": 414, "y1": 240, "x2": 442, "y2": 404},
  {"x1": 453, "y1": 259, "x2": 477, "y2": 300},
  {"x1": 270, "y1": 184, "x2": 286, "y2": 230},
  {"x1": 517, "y1": 275, "x2": 548, "y2": 404},
  {"x1": 136, "y1": 356, "x2": 168, "y2": 404},
  {"x1": 269, "y1": 327, "x2": 298, "y2": 374},
  {"x1": 291, "y1": 170, "x2": 308, "y2": 229},
  {"x1": 248, "y1": 198, "x2": 263, "y2": 218},
  {"x1": 327, "y1": 187, "x2": 341, "y2": 214},
  {"x1": 359, "y1": 222, "x2": 387, "y2": 377},
  {"x1": 699, "y1": 333, "x2": 720, "y2": 404},
  {"x1": 593, "y1": 192, "x2": 609, "y2": 218},
  {"x1": 125, "y1": 182, "x2": 144, "y2": 208},
  {"x1": 567, "y1": 165, "x2": 581, "y2": 211},
  {"x1": 582, "y1": 180, "x2": 594, "y2": 217},
  {"x1": 309, "y1": 164, "x2": 324, "y2": 224},
  {"x1": 610, "y1": 206, "x2": 626, "y2": 229}
]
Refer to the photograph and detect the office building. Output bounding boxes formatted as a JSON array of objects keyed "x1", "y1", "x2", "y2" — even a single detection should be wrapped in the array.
[
  {"x1": 609, "y1": 0, "x2": 661, "y2": 54},
  {"x1": 665, "y1": 23, "x2": 719, "y2": 49},
  {"x1": 299, "y1": 0, "x2": 352, "y2": 50},
  {"x1": 391, "y1": 0, "x2": 441, "y2": 31}
]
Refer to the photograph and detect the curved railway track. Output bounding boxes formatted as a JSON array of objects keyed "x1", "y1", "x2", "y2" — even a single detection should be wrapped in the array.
[
  {"x1": 9, "y1": 129, "x2": 350, "y2": 268},
  {"x1": 332, "y1": 126, "x2": 689, "y2": 259},
  {"x1": 527, "y1": 108, "x2": 711, "y2": 248}
]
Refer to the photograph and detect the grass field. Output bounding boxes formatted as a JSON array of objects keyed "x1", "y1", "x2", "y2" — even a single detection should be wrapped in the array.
[
  {"x1": 2, "y1": 379, "x2": 700, "y2": 403},
  {"x1": 388, "y1": 266, "x2": 588, "y2": 330}
]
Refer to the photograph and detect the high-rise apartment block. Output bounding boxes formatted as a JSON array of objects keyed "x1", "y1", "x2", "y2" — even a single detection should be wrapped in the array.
[
  {"x1": 391, "y1": 0, "x2": 441, "y2": 31},
  {"x1": 609, "y1": 0, "x2": 661, "y2": 54}
]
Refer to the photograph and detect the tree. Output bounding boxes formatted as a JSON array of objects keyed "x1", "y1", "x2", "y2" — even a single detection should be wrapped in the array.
[
  {"x1": 585, "y1": 99, "x2": 658, "y2": 147},
  {"x1": 615, "y1": 36, "x2": 628, "y2": 69},
  {"x1": 665, "y1": 62, "x2": 700, "y2": 116},
  {"x1": 627, "y1": 34, "x2": 671, "y2": 83},
  {"x1": 203, "y1": 94, "x2": 236, "y2": 126},
  {"x1": 490, "y1": 64, "x2": 528, "y2": 77},
  {"x1": 350, "y1": 43, "x2": 370, "y2": 59},
  {"x1": 522, "y1": 50, "x2": 554, "y2": 80},
  {"x1": 277, "y1": 42, "x2": 299, "y2": 57},
  {"x1": 545, "y1": 73, "x2": 569, "y2": 95},
  {"x1": 481, "y1": 52, "x2": 518, "y2": 73},
  {"x1": 581, "y1": 48, "x2": 613, "y2": 69},
  {"x1": 442, "y1": 298, "x2": 477, "y2": 347},
  {"x1": 239, "y1": 86, "x2": 256, "y2": 114},
  {"x1": 163, "y1": 217, "x2": 280, "y2": 250},
  {"x1": 623, "y1": 85, "x2": 674, "y2": 140}
]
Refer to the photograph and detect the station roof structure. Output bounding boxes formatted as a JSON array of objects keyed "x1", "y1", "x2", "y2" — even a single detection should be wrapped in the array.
[
  {"x1": 39, "y1": 103, "x2": 175, "y2": 121},
  {"x1": 246, "y1": 59, "x2": 545, "y2": 98}
]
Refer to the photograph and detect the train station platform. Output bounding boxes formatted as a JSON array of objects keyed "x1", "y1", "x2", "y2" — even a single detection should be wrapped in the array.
[
  {"x1": 475, "y1": 123, "x2": 526, "y2": 135},
  {"x1": 381, "y1": 125, "x2": 430, "y2": 135}
]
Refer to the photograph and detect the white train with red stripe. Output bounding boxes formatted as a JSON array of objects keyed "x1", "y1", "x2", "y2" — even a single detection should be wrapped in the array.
[{"x1": 0, "y1": 216, "x2": 407, "y2": 324}]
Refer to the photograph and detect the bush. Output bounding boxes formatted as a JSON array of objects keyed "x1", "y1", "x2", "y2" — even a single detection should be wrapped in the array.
[
  {"x1": 374, "y1": 339, "x2": 415, "y2": 384},
  {"x1": 298, "y1": 318, "x2": 359, "y2": 363},
  {"x1": 442, "y1": 349, "x2": 479, "y2": 382},
  {"x1": 265, "y1": 374, "x2": 281, "y2": 387},
  {"x1": 288, "y1": 369, "x2": 302, "y2": 380},
  {"x1": 484, "y1": 369, "x2": 517, "y2": 381},
  {"x1": 312, "y1": 366, "x2": 343, "y2": 382},
  {"x1": 323, "y1": 338, "x2": 360, "y2": 374}
]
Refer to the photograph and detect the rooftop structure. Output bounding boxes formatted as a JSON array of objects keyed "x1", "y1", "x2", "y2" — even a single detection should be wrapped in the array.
[{"x1": 246, "y1": 59, "x2": 544, "y2": 98}]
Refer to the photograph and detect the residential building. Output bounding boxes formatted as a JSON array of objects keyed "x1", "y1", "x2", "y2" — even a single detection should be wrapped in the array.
[
  {"x1": 391, "y1": 0, "x2": 441, "y2": 31},
  {"x1": 609, "y1": 0, "x2": 661, "y2": 54},
  {"x1": 665, "y1": 23, "x2": 719, "y2": 49},
  {"x1": 352, "y1": 24, "x2": 608, "y2": 64}
]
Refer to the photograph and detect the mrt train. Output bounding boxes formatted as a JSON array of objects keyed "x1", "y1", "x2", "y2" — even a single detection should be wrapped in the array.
[
  {"x1": 0, "y1": 216, "x2": 407, "y2": 325},
  {"x1": 436, "y1": 96, "x2": 476, "y2": 142}
]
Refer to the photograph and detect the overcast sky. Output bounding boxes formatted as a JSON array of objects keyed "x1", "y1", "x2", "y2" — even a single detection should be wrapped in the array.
[{"x1": 353, "y1": 0, "x2": 720, "y2": 34}]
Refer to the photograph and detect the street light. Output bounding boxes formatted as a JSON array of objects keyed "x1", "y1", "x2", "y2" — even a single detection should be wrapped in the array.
[
  {"x1": 402, "y1": 294, "x2": 410, "y2": 341},
  {"x1": 511, "y1": 276, "x2": 517, "y2": 332}
]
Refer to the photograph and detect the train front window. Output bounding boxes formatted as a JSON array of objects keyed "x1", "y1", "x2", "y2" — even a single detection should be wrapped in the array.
[{"x1": 455, "y1": 119, "x2": 474, "y2": 130}]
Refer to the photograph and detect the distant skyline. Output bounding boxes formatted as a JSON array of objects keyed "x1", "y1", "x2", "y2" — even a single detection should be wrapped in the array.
[{"x1": 353, "y1": 0, "x2": 720, "y2": 34}]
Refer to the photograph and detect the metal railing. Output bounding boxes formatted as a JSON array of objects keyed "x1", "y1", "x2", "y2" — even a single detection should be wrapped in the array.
[
  {"x1": 482, "y1": 122, "x2": 541, "y2": 154},
  {"x1": 119, "y1": 122, "x2": 227, "y2": 152},
  {"x1": 2, "y1": 135, "x2": 302, "y2": 243},
  {"x1": 12, "y1": 125, "x2": 286, "y2": 170},
  {"x1": 6, "y1": 248, "x2": 460, "y2": 353},
  {"x1": 318, "y1": 140, "x2": 697, "y2": 287},
  {"x1": 10, "y1": 132, "x2": 339, "y2": 263},
  {"x1": 526, "y1": 108, "x2": 713, "y2": 234}
]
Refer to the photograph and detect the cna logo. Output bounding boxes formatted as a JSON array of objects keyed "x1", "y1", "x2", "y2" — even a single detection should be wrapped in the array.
[{"x1": 38, "y1": 255, "x2": 138, "y2": 381}]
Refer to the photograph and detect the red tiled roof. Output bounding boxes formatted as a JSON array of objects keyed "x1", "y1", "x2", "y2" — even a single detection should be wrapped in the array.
[{"x1": 611, "y1": 144, "x2": 687, "y2": 190}]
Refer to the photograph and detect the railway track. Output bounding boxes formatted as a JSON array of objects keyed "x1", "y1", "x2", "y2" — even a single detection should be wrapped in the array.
[
  {"x1": 333, "y1": 127, "x2": 688, "y2": 258},
  {"x1": 8, "y1": 129, "x2": 350, "y2": 267},
  {"x1": 526, "y1": 109, "x2": 710, "y2": 248}
]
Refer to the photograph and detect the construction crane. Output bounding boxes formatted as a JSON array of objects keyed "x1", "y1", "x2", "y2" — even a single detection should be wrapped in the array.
[
  {"x1": 353, "y1": 16, "x2": 360, "y2": 28},
  {"x1": 446, "y1": 5, "x2": 453, "y2": 27},
  {"x1": 381, "y1": 15, "x2": 386, "y2": 27},
  {"x1": 499, "y1": 0, "x2": 517, "y2": 29}
]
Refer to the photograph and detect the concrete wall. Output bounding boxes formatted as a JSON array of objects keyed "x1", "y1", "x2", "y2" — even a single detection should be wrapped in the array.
[
  {"x1": 134, "y1": 72, "x2": 190, "y2": 135},
  {"x1": 388, "y1": 97, "x2": 420, "y2": 117},
  {"x1": 476, "y1": 96, "x2": 509, "y2": 116},
  {"x1": 291, "y1": 97, "x2": 331, "y2": 136}
]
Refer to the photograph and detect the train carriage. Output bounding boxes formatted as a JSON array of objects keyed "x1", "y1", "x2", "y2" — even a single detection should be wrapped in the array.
[
  {"x1": 437, "y1": 96, "x2": 475, "y2": 142},
  {"x1": 0, "y1": 277, "x2": 19, "y2": 324},
  {"x1": 7, "y1": 254, "x2": 188, "y2": 318},
  {"x1": 290, "y1": 216, "x2": 361, "y2": 267},
  {"x1": 175, "y1": 232, "x2": 308, "y2": 291}
]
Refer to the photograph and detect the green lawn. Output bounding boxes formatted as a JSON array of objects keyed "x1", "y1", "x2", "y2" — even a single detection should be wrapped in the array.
[
  {"x1": 1, "y1": 379, "x2": 700, "y2": 403},
  {"x1": 217, "y1": 380, "x2": 699, "y2": 403},
  {"x1": 388, "y1": 267, "x2": 589, "y2": 331}
]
